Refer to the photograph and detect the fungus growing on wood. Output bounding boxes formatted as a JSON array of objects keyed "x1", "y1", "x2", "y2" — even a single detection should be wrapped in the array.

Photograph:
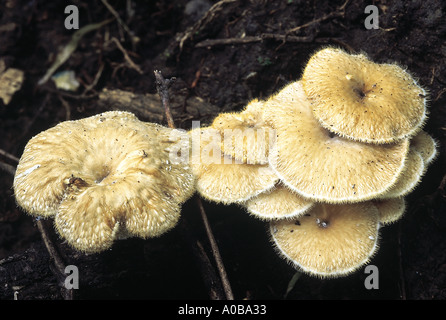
[
  {"x1": 270, "y1": 202, "x2": 380, "y2": 278},
  {"x1": 263, "y1": 81, "x2": 410, "y2": 203},
  {"x1": 243, "y1": 184, "x2": 314, "y2": 220},
  {"x1": 211, "y1": 99, "x2": 275, "y2": 165},
  {"x1": 301, "y1": 47, "x2": 427, "y2": 144},
  {"x1": 189, "y1": 127, "x2": 278, "y2": 204},
  {"x1": 13, "y1": 111, "x2": 195, "y2": 253}
]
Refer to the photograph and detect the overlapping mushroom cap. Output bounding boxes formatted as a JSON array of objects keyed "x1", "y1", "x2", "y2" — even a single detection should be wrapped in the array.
[
  {"x1": 211, "y1": 99, "x2": 275, "y2": 165},
  {"x1": 13, "y1": 111, "x2": 195, "y2": 253},
  {"x1": 270, "y1": 202, "x2": 380, "y2": 278},
  {"x1": 243, "y1": 183, "x2": 314, "y2": 220},
  {"x1": 240, "y1": 48, "x2": 435, "y2": 278},
  {"x1": 263, "y1": 81, "x2": 410, "y2": 203},
  {"x1": 189, "y1": 127, "x2": 278, "y2": 204},
  {"x1": 189, "y1": 48, "x2": 436, "y2": 279},
  {"x1": 301, "y1": 47, "x2": 427, "y2": 144},
  {"x1": 373, "y1": 198, "x2": 406, "y2": 226},
  {"x1": 377, "y1": 149, "x2": 424, "y2": 199},
  {"x1": 411, "y1": 130, "x2": 438, "y2": 166}
]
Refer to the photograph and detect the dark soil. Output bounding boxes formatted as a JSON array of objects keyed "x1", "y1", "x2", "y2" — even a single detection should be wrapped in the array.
[{"x1": 0, "y1": 0, "x2": 445, "y2": 300}]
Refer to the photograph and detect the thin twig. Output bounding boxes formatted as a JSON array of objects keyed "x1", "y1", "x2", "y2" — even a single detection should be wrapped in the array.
[
  {"x1": 195, "y1": 34, "x2": 314, "y2": 48},
  {"x1": 178, "y1": 0, "x2": 238, "y2": 53},
  {"x1": 101, "y1": 0, "x2": 139, "y2": 46},
  {"x1": 154, "y1": 70, "x2": 176, "y2": 129},
  {"x1": 286, "y1": 0, "x2": 350, "y2": 34},
  {"x1": 110, "y1": 37, "x2": 143, "y2": 74},
  {"x1": 36, "y1": 219, "x2": 73, "y2": 300},
  {"x1": 195, "y1": 239, "x2": 225, "y2": 300},
  {"x1": 0, "y1": 161, "x2": 16, "y2": 175},
  {"x1": 36, "y1": 220, "x2": 67, "y2": 275},
  {"x1": 179, "y1": 217, "x2": 226, "y2": 300},
  {"x1": 82, "y1": 62, "x2": 105, "y2": 95},
  {"x1": 154, "y1": 70, "x2": 234, "y2": 300},
  {"x1": 37, "y1": 18, "x2": 114, "y2": 86},
  {"x1": 57, "y1": 94, "x2": 71, "y2": 121},
  {"x1": 196, "y1": 197, "x2": 234, "y2": 300},
  {"x1": 0, "y1": 148, "x2": 19, "y2": 163}
]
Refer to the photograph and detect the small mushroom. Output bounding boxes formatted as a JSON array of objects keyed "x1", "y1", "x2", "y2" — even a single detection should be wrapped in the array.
[
  {"x1": 211, "y1": 99, "x2": 275, "y2": 165},
  {"x1": 189, "y1": 127, "x2": 278, "y2": 204},
  {"x1": 270, "y1": 202, "x2": 380, "y2": 278},
  {"x1": 301, "y1": 47, "x2": 427, "y2": 144},
  {"x1": 373, "y1": 198, "x2": 406, "y2": 226},
  {"x1": 263, "y1": 81, "x2": 410, "y2": 203},
  {"x1": 13, "y1": 111, "x2": 196, "y2": 253},
  {"x1": 243, "y1": 183, "x2": 314, "y2": 220}
]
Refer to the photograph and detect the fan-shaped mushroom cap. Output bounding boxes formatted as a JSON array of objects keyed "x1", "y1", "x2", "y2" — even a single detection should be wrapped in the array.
[
  {"x1": 378, "y1": 149, "x2": 424, "y2": 199},
  {"x1": 243, "y1": 184, "x2": 314, "y2": 220},
  {"x1": 189, "y1": 127, "x2": 278, "y2": 204},
  {"x1": 270, "y1": 202, "x2": 380, "y2": 278},
  {"x1": 411, "y1": 130, "x2": 438, "y2": 165},
  {"x1": 373, "y1": 197, "x2": 406, "y2": 226},
  {"x1": 264, "y1": 81, "x2": 410, "y2": 203},
  {"x1": 211, "y1": 99, "x2": 275, "y2": 165},
  {"x1": 13, "y1": 111, "x2": 195, "y2": 253},
  {"x1": 301, "y1": 47, "x2": 427, "y2": 144}
]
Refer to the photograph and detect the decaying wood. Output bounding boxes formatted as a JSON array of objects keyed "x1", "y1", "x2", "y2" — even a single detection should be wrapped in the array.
[
  {"x1": 98, "y1": 88, "x2": 220, "y2": 127},
  {"x1": 0, "y1": 242, "x2": 61, "y2": 300}
]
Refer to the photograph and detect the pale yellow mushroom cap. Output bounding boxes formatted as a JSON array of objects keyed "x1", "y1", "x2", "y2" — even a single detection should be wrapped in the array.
[
  {"x1": 189, "y1": 127, "x2": 278, "y2": 204},
  {"x1": 301, "y1": 47, "x2": 427, "y2": 144},
  {"x1": 373, "y1": 197, "x2": 406, "y2": 226},
  {"x1": 13, "y1": 111, "x2": 196, "y2": 253},
  {"x1": 264, "y1": 81, "x2": 410, "y2": 203},
  {"x1": 378, "y1": 149, "x2": 424, "y2": 199},
  {"x1": 243, "y1": 184, "x2": 314, "y2": 220},
  {"x1": 411, "y1": 130, "x2": 438, "y2": 166},
  {"x1": 211, "y1": 99, "x2": 275, "y2": 165},
  {"x1": 270, "y1": 202, "x2": 380, "y2": 278}
]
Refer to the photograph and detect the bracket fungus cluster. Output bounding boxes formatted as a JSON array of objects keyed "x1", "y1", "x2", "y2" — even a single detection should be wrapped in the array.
[
  {"x1": 12, "y1": 47, "x2": 437, "y2": 280},
  {"x1": 191, "y1": 47, "x2": 437, "y2": 278},
  {"x1": 13, "y1": 111, "x2": 195, "y2": 253}
]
